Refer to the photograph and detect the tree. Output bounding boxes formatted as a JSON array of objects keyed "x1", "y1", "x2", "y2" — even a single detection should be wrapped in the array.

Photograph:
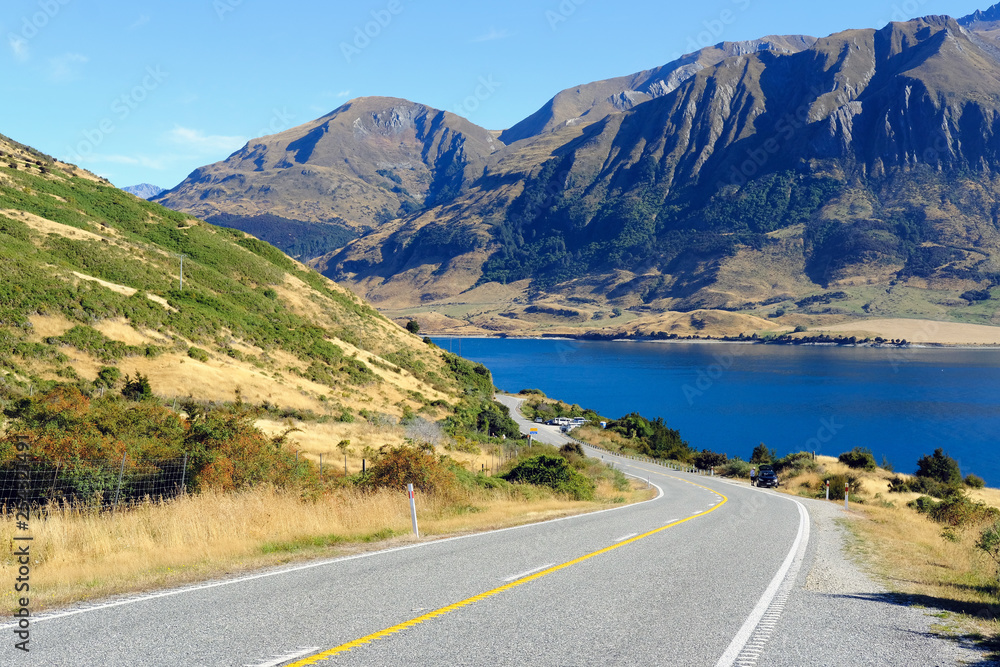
[
  {"x1": 405, "y1": 320, "x2": 420, "y2": 334},
  {"x1": 121, "y1": 371, "x2": 152, "y2": 401},
  {"x1": 839, "y1": 447, "x2": 877, "y2": 471},
  {"x1": 750, "y1": 443, "x2": 776, "y2": 465},
  {"x1": 915, "y1": 448, "x2": 962, "y2": 486},
  {"x1": 337, "y1": 439, "x2": 352, "y2": 474},
  {"x1": 976, "y1": 520, "x2": 1000, "y2": 579}
]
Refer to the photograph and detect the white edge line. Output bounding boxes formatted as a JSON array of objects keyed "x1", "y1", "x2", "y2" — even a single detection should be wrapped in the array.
[
  {"x1": 244, "y1": 646, "x2": 321, "y2": 667},
  {"x1": 614, "y1": 533, "x2": 639, "y2": 543},
  {"x1": 714, "y1": 498, "x2": 810, "y2": 667},
  {"x1": 504, "y1": 562, "x2": 557, "y2": 583},
  {"x1": 1, "y1": 475, "x2": 665, "y2": 629}
]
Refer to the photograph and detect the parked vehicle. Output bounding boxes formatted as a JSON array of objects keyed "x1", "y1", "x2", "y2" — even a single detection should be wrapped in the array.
[{"x1": 756, "y1": 465, "x2": 779, "y2": 488}]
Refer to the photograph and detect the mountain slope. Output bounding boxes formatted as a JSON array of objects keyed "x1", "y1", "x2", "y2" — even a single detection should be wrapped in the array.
[
  {"x1": 154, "y1": 97, "x2": 503, "y2": 230},
  {"x1": 499, "y1": 35, "x2": 816, "y2": 145},
  {"x1": 0, "y1": 133, "x2": 478, "y2": 438},
  {"x1": 325, "y1": 13, "x2": 1000, "y2": 333}
]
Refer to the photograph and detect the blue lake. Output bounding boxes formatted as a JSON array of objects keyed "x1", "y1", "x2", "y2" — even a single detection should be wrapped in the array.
[{"x1": 435, "y1": 338, "x2": 1000, "y2": 485}]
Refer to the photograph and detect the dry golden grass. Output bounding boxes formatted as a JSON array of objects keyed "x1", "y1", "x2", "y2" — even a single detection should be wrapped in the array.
[
  {"x1": 778, "y1": 459, "x2": 1000, "y2": 647},
  {"x1": 0, "y1": 481, "x2": 653, "y2": 613}
]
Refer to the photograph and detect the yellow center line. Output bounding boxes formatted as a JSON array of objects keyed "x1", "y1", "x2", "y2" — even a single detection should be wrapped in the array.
[{"x1": 288, "y1": 478, "x2": 728, "y2": 665}]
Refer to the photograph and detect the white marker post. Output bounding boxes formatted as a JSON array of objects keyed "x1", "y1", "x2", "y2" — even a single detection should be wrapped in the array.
[
  {"x1": 844, "y1": 481, "x2": 849, "y2": 510},
  {"x1": 408, "y1": 483, "x2": 419, "y2": 538},
  {"x1": 825, "y1": 480, "x2": 829, "y2": 500}
]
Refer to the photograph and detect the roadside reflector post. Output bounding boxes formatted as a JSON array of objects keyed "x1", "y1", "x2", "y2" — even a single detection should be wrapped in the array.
[
  {"x1": 408, "y1": 483, "x2": 419, "y2": 538},
  {"x1": 844, "y1": 482, "x2": 849, "y2": 510},
  {"x1": 825, "y1": 480, "x2": 830, "y2": 500}
]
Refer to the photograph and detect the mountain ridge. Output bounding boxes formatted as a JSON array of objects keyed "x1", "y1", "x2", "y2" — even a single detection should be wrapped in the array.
[{"x1": 152, "y1": 7, "x2": 1000, "y2": 339}]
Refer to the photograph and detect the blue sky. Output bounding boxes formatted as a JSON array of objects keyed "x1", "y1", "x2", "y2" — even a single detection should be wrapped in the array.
[{"x1": 1, "y1": 0, "x2": 989, "y2": 188}]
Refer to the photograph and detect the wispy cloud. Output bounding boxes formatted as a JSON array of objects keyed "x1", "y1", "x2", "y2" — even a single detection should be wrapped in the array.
[
  {"x1": 128, "y1": 15, "x2": 151, "y2": 30},
  {"x1": 336, "y1": 89, "x2": 352, "y2": 98},
  {"x1": 168, "y1": 126, "x2": 246, "y2": 154},
  {"x1": 471, "y1": 27, "x2": 511, "y2": 43},
  {"x1": 49, "y1": 53, "x2": 88, "y2": 82},
  {"x1": 9, "y1": 35, "x2": 29, "y2": 61}
]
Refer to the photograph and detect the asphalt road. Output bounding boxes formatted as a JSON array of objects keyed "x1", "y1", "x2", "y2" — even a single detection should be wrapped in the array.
[{"x1": 0, "y1": 397, "x2": 980, "y2": 666}]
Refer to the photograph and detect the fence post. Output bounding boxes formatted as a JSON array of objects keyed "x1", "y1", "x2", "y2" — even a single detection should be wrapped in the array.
[
  {"x1": 112, "y1": 453, "x2": 127, "y2": 510},
  {"x1": 180, "y1": 453, "x2": 188, "y2": 495},
  {"x1": 408, "y1": 483, "x2": 419, "y2": 538},
  {"x1": 825, "y1": 480, "x2": 829, "y2": 500},
  {"x1": 49, "y1": 463, "x2": 60, "y2": 499},
  {"x1": 844, "y1": 482, "x2": 849, "y2": 510}
]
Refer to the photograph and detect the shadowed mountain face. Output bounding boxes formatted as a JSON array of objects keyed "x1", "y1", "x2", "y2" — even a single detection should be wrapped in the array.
[
  {"x1": 153, "y1": 9, "x2": 1000, "y2": 334},
  {"x1": 154, "y1": 97, "x2": 503, "y2": 230},
  {"x1": 323, "y1": 13, "x2": 1000, "y2": 326},
  {"x1": 498, "y1": 35, "x2": 817, "y2": 145}
]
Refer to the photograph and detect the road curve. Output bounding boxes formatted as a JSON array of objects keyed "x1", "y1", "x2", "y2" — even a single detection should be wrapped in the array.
[{"x1": 0, "y1": 399, "x2": 979, "y2": 665}]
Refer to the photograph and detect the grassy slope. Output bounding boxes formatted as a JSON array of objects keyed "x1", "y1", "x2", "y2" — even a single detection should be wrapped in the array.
[{"x1": 0, "y1": 134, "x2": 471, "y2": 460}]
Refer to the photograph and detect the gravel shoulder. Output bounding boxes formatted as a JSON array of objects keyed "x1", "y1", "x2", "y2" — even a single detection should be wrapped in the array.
[{"x1": 764, "y1": 492, "x2": 989, "y2": 666}]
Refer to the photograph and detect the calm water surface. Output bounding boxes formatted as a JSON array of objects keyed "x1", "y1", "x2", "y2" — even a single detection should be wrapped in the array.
[{"x1": 436, "y1": 338, "x2": 1000, "y2": 485}]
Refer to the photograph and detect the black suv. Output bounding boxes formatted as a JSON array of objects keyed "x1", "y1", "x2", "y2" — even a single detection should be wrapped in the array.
[{"x1": 756, "y1": 465, "x2": 779, "y2": 488}]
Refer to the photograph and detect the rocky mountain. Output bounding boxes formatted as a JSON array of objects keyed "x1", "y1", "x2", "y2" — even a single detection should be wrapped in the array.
[
  {"x1": 152, "y1": 8, "x2": 1000, "y2": 338},
  {"x1": 498, "y1": 35, "x2": 816, "y2": 145},
  {"x1": 122, "y1": 183, "x2": 165, "y2": 199},
  {"x1": 322, "y1": 11, "x2": 1000, "y2": 335},
  {"x1": 154, "y1": 97, "x2": 503, "y2": 231}
]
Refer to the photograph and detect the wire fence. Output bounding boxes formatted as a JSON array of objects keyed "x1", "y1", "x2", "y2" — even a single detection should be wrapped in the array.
[{"x1": 0, "y1": 454, "x2": 188, "y2": 510}]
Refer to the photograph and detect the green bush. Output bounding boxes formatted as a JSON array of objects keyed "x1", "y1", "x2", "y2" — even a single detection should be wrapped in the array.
[
  {"x1": 773, "y1": 451, "x2": 817, "y2": 475},
  {"x1": 501, "y1": 454, "x2": 595, "y2": 501},
  {"x1": 822, "y1": 473, "x2": 863, "y2": 501},
  {"x1": 839, "y1": 447, "x2": 877, "y2": 471},
  {"x1": 916, "y1": 448, "x2": 962, "y2": 486},
  {"x1": 187, "y1": 346, "x2": 210, "y2": 362},
  {"x1": 361, "y1": 445, "x2": 458, "y2": 495},
  {"x1": 910, "y1": 493, "x2": 999, "y2": 527},
  {"x1": 718, "y1": 458, "x2": 751, "y2": 478},
  {"x1": 965, "y1": 474, "x2": 986, "y2": 489}
]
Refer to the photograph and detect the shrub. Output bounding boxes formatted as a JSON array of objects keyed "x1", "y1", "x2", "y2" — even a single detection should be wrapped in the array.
[
  {"x1": 405, "y1": 320, "x2": 420, "y2": 334},
  {"x1": 94, "y1": 366, "x2": 121, "y2": 389},
  {"x1": 187, "y1": 346, "x2": 210, "y2": 362},
  {"x1": 965, "y1": 474, "x2": 986, "y2": 489},
  {"x1": 361, "y1": 445, "x2": 457, "y2": 495},
  {"x1": 773, "y1": 451, "x2": 817, "y2": 475},
  {"x1": 916, "y1": 448, "x2": 962, "y2": 486},
  {"x1": 694, "y1": 449, "x2": 727, "y2": 470},
  {"x1": 839, "y1": 447, "x2": 877, "y2": 471},
  {"x1": 750, "y1": 443, "x2": 776, "y2": 464},
  {"x1": 121, "y1": 371, "x2": 152, "y2": 401},
  {"x1": 822, "y1": 473, "x2": 863, "y2": 500},
  {"x1": 976, "y1": 521, "x2": 1000, "y2": 577},
  {"x1": 559, "y1": 442, "x2": 585, "y2": 461},
  {"x1": 910, "y1": 493, "x2": 1000, "y2": 527},
  {"x1": 501, "y1": 454, "x2": 595, "y2": 501},
  {"x1": 717, "y1": 458, "x2": 751, "y2": 478}
]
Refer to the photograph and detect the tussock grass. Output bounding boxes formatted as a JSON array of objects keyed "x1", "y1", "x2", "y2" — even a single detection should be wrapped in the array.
[
  {"x1": 0, "y1": 480, "x2": 652, "y2": 612},
  {"x1": 779, "y1": 458, "x2": 1000, "y2": 651}
]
